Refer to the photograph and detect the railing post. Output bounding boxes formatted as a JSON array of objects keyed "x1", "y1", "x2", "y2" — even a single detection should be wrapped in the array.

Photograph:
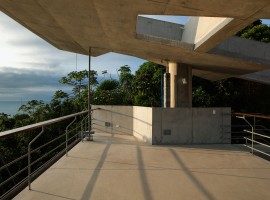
[
  {"x1": 66, "y1": 117, "x2": 77, "y2": 156},
  {"x1": 81, "y1": 118, "x2": 83, "y2": 142},
  {"x1": 236, "y1": 115, "x2": 254, "y2": 155},
  {"x1": 85, "y1": 116, "x2": 87, "y2": 132},
  {"x1": 252, "y1": 116, "x2": 255, "y2": 155},
  {"x1": 88, "y1": 47, "x2": 92, "y2": 133},
  {"x1": 251, "y1": 126, "x2": 254, "y2": 155},
  {"x1": 28, "y1": 126, "x2": 45, "y2": 190}
]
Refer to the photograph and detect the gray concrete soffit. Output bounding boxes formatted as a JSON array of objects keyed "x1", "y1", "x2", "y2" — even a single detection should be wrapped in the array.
[
  {"x1": 136, "y1": 16, "x2": 194, "y2": 51},
  {"x1": 209, "y1": 36, "x2": 270, "y2": 67},
  {"x1": 239, "y1": 70, "x2": 270, "y2": 85}
]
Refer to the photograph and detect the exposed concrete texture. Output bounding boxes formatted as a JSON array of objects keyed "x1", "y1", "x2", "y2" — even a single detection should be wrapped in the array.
[
  {"x1": 163, "y1": 72, "x2": 170, "y2": 108},
  {"x1": 136, "y1": 16, "x2": 184, "y2": 41},
  {"x1": 193, "y1": 17, "x2": 233, "y2": 51},
  {"x1": 169, "y1": 62, "x2": 178, "y2": 108},
  {"x1": 168, "y1": 62, "x2": 192, "y2": 108},
  {"x1": 153, "y1": 108, "x2": 193, "y2": 144},
  {"x1": 207, "y1": 36, "x2": 270, "y2": 82},
  {"x1": 92, "y1": 106, "x2": 231, "y2": 145},
  {"x1": 92, "y1": 105, "x2": 153, "y2": 143},
  {"x1": 14, "y1": 133, "x2": 270, "y2": 200},
  {"x1": 181, "y1": 17, "x2": 199, "y2": 44},
  {"x1": 133, "y1": 106, "x2": 152, "y2": 144},
  {"x1": 136, "y1": 16, "x2": 194, "y2": 51},
  {"x1": 181, "y1": 16, "x2": 233, "y2": 50},
  {"x1": 1, "y1": 0, "x2": 270, "y2": 81},
  {"x1": 192, "y1": 108, "x2": 231, "y2": 144},
  {"x1": 152, "y1": 107, "x2": 231, "y2": 145},
  {"x1": 92, "y1": 105, "x2": 133, "y2": 135},
  {"x1": 210, "y1": 36, "x2": 270, "y2": 67},
  {"x1": 240, "y1": 70, "x2": 270, "y2": 85}
]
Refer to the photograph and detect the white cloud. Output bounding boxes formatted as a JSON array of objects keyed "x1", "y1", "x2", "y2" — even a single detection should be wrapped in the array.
[
  {"x1": 0, "y1": 12, "x2": 146, "y2": 74},
  {"x1": 0, "y1": 11, "x2": 146, "y2": 101}
]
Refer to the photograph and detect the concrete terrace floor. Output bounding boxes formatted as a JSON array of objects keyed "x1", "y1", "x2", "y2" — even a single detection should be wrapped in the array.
[{"x1": 15, "y1": 132, "x2": 270, "y2": 200}]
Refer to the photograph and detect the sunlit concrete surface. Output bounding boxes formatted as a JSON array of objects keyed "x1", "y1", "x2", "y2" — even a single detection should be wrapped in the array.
[{"x1": 15, "y1": 132, "x2": 270, "y2": 200}]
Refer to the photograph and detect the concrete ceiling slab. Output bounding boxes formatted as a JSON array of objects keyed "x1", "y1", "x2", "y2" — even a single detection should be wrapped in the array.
[{"x1": 0, "y1": 0, "x2": 270, "y2": 81}]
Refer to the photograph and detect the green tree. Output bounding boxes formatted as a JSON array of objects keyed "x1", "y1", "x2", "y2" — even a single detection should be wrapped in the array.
[
  {"x1": 48, "y1": 90, "x2": 74, "y2": 118},
  {"x1": 59, "y1": 70, "x2": 98, "y2": 110},
  {"x1": 93, "y1": 79, "x2": 124, "y2": 105},
  {"x1": 118, "y1": 65, "x2": 134, "y2": 104},
  {"x1": 193, "y1": 20, "x2": 270, "y2": 109},
  {"x1": 19, "y1": 100, "x2": 44, "y2": 115},
  {"x1": 0, "y1": 113, "x2": 14, "y2": 131},
  {"x1": 132, "y1": 62, "x2": 165, "y2": 107},
  {"x1": 236, "y1": 19, "x2": 270, "y2": 43}
]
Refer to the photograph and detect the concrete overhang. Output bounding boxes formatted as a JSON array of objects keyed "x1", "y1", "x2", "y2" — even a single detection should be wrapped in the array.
[{"x1": 0, "y1": 0, "x2": 270, "y2": 81}]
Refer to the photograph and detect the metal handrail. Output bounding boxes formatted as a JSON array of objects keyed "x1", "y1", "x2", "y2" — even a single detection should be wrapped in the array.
[
  {"x1": 0, "y1": 153, "x2": 28, "y2": 172},
  {"x1": 234, "y1": 112, "x2": 270, "y2": 120},
  {"x1": 0, "y1": 109, "x2": 100, "y2": 199},
  {"x1": 0, "y1": 110, "x2": 88, "y2": 137},
  {"x1": 244, "y1": 130, "x2": 270, "y2": 140},
  {"x1": 235, "y1": 113, "x2": 270, "y2": 158},
  {"x1": 236, "y1": 116, "x2": 254, "y2": 154},
  {"x1": 244, "y1": 137, "x2": 270, "y2": 149}
]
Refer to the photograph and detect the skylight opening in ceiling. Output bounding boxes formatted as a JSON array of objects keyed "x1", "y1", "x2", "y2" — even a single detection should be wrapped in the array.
[{"x1": 138, "y1": 15, "x2": 189, "y2": 25}]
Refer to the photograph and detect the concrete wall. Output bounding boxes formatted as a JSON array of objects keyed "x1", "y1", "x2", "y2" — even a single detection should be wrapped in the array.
[
  {"x1": 192, "y1": 108, "x2": 231, "y2": 144},
  {"x1": 92, "y1": 105, "x2": 231, "y2": 145},
  {"x1": 152, "y1": 107, "x2": 231, "y2": 144},
  {"x1": 92, "y1": 105, "x2": 133, "y2": 135},
  {"x1": 152, "y1": 108, "x2": 193, "y2": 144},
  {"x1": 92, "y1": 105, "x2": 152, "y2": 143},
  {"x1": 133, "y1": 106, "x2": 152, "y2": 143}
]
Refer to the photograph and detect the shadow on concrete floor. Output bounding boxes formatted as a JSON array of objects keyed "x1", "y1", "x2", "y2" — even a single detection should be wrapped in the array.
[
  {"x1": 136, "y1": 145, "x2": 154, "y2": 200},
  {"x1": 169, "y1": 148, "x2": 216, "y2": 200},
  {"x1": 32, "y1": 189, "x2": 76, "y2": 200},
  {"x1": 81, "y1": 143, "x2": 111, "y2": 200}
]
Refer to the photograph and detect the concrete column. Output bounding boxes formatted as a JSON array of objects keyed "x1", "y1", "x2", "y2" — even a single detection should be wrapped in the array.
[
  {"x1": 168, "y1": 62, "x2": 192, "y2": 108},
  {"x1": 163, "y1": 72, "x2": 170, "y2": 107}
]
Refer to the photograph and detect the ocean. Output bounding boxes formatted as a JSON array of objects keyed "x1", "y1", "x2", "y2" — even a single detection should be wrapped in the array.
[
  {"x1": 0, "y1": 101, "x2": 50, "y2": 116},
  {"x1": 0, "y1": 101, "x2": 27, "y2": 116}
]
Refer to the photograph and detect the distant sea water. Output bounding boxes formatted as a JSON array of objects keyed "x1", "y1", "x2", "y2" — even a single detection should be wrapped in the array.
[
  {"x1": 0, "y1": 101, "x2": 27, "y2": 116},
  {"x1": 0, "y1": 101, "x2": 49, "y2": 116}
]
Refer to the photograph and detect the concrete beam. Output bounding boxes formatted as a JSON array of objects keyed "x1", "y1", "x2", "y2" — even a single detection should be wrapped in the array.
[
  {"x1": 210, "y1": 36, "x2": 270, "y2": 67},
  {"x1": 136, "y1": 16, "x2": 184, "y2": 41},
  {"x1": 239, "y1": 70, "x2": 270, "y2": 85},
  {"x1": 136, "y1": 16, "x2": 193, "y2": 50}
]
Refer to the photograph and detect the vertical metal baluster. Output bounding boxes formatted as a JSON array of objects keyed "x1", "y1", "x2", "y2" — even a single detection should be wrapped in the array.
[
  {"x1": 28, "y1": 126, "x2": 45, "y2": 190},
  {"x1": 81, "y1": 118, "x2": 84, "y2": 141},
  {"x1": 66, "y1": 117, "x2": 77, "y2": 156}
]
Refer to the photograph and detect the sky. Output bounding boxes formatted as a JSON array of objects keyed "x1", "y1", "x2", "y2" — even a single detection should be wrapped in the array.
[
  {"x1": 0, "y1": 11, "x2": 269, "y2": 102},
  {"x1": 0, "y1": 12, "x2": 145, "y2": 102},
  {"x1": 0, "y1": 12, "x2": 189, "y2": 102}
]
